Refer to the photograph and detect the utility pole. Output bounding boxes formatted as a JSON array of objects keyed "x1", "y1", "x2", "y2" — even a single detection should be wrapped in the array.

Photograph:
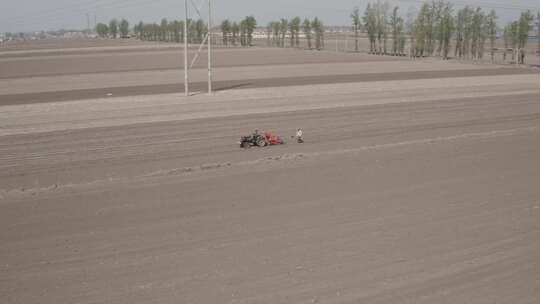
[
  {"x1": 537, "y1": 11, "x2": 540, "y2": 57},
  {"x1": 184, "y1": 0, "x2": 189, "y2": 96},
  {"x1": 86, "y1": 13, "x2": 91, "y2": 32},
  {"x1": 207, "y1": 0, "x2": 213, "y2": 94},
  {"x1": 183, "y1": 0, "x2": 213, "y2": 96}
]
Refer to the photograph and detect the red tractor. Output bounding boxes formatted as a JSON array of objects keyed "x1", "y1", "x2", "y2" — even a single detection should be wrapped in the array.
[{"x1": 239, "y1": 131, "x2": 285, "y2": 148}]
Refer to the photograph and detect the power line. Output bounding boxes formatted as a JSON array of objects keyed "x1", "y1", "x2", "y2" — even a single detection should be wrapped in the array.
[
  {"x1": 207, "y1": 0, "x2": 213, "y2": 94},
  {"x1": 4, "y1": 0, "x2": 539, "y2": 32},
  {"x1": 4, "y1": 0, "x2": 121, "y2": 25},
  {"x1": 6, "y1": 0, "x2": 178, "y2": 31},
  {"x1": 6, "y1": 0, "x2": 177, "y2": 28},
  {"x1": 184, "y1": 0, "x2": 189, "y2": 96},
  {"x1": 394, "y1": 0, "x2": 540, "y2": 11}
]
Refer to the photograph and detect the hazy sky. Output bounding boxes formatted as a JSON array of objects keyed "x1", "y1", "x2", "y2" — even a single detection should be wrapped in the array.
[{"x1": 2, "y1": 0, "x2": 539, "y2": 33}]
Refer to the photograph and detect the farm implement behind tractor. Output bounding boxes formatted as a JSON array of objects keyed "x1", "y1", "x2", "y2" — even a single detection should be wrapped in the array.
[{"x1": 239, "y1": 131, "x2": 285, "y2": 149}]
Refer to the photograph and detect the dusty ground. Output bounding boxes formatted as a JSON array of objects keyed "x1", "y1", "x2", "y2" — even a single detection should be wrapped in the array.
[
  {"x1": 0, "y1": 47, "x2": 406, "y2": 79},
  {"x1": 0, "y1": 38, "x2": 154, "y2": 51},
  {"x1": 1, "y1": 41, "x2": 540, "y2": 304}
]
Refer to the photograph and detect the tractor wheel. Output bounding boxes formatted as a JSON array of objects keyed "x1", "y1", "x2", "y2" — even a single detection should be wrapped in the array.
[{"x1": 256, "y1": 138, "x2": 267, "y2": 147}]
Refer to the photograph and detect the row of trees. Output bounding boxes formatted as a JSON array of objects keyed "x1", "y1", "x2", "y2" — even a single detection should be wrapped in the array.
[
  {"x1": 363, "y1": 2, "x2": 406, "y2": 56},
  {"x1": 97, "y1": 18, "x2": 208, "y2": 44},
  {"x1": 360, "y1": 1, "x2": 540, "y2": 63},
  {"x1": 265, "y1": 17, "x2": 324, "y2": 50},
  {"x1": 96, "y1": 15, "x2": 323, "y2": 50},
  {"x1": 453, "y1": 7, "x2": 497, "y2": 60},
  {"x1": 94, "y1": 4, "x2": 540, "y2": 64},
  {"x1": 538, "y1": 12, "x2": 540, "y2": 53},
  {"x1": 96, "y1": 19, "x2": 129, "y2": 38},
  {"x1": 362, "y1": 1, "x2": 460, "y2": 58},
  {"x1": 503, "y1": 11, "x2": 536, "y2": 63},
  {"x1": 134, "y1": 19, "x2": 207, "y2": 44},
  {"x1": 220, "y1": 16, "x2": 257, "y2": 46},
  {"x1": 414, "y1": 1, "x2": 457, "y2": 59}
]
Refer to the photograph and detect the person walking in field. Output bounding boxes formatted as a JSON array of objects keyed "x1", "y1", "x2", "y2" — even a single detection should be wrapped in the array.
[{"x1": 296, "y1": 128, "x2": 304, "y2": 143}]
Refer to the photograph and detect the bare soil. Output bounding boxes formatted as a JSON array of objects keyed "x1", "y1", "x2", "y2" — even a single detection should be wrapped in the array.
[
  {"x1": 0, "y1": 46, "x2": 405, "y2": 78},
  {"x1": 1, "y1": 40, "x2": 540, "y2": 304},
  {"x1": 0, "y1": 38, "x2": 153, "y2": 51}
]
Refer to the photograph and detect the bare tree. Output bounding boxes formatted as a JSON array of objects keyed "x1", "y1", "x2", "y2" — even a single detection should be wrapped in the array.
[
  {"x1": 221, "y1": 20, "x2": 231, "y2": 45},
  {"x1": 303, "y1": 19, "x2": 312, "y2": 49},
  {"x1": 439, "y1": 3, "x2": 454, "y2": 60},
  {"x1": 266, "y1": 22, "x2": 272, "y2": 46},
  {"x1": 414, "y1": 3, "x2": 430, "y2": 57},
  {"x1": 462, "y1": 7, "x2": 474, "y2": 59},
  {"x1": 517, "y1": 11, "x2": 534, "y2": 64},
  {"x1": 231, "y1": 22, "x2": 239, "y2": 46},
  {"x1": 398, "y1": 21, "x2": 406, "y2": 55},
  {"x1": 194, "y1": 19, "x2": 207, "y2": 44},
  {"x1": 280, "y1": 19, "x2": 288, "y2": 47},
  {"x1": 186, "y1": 19, "x2": 195, "y2": 43},
  {"x1": 389, "y1": 6, "x2": 404, "y2": 55},
  {"x1": 503, "y1": 24, "x2": 510, "y2": 61},
  {"x1": 119, "y1": 19, "x2": 129, "y2": 38},
  {"x1": 431, "y1": 0, "x2": 445, "y2": 56},
  {"x1": 288, "y1": 18, "x2": 296, "y2": 47},
  {"x1": 160, "y1": 18, "x2": 168, "y2": 41},
  {"x1": 96, "y1": 23, "x2": 109, "y2": 38},
  {"x1": 153, "y1": 23, "x2": 160, "y2": 41},
  {"x1": 109, "y1": 19, "x2": 118, "y2": 39},
  {"x1": 424, "y1": 1, "x2": 436, "y2": 55},
  {"x1": 364, "y1": 3, "x2": 377, "y2": 53},
  {"x1": 312, "y1": 17, "x2": 324, "y2": 50},
  {"x1": 239, "y1": 20, "x2": 247, "y2": 46},
  {"x1": 351, "y1": 7, "x2": 361, "y2": 52},
  {"x1": 133, "y1": 21, "x2": 142, "y2": 39},
  {"x1": 375, "y1": 1, "x2": 389, "y2": 54},
  {"x1": 406, "y1": 7, "x2": 417, "y2": 57},
  {"x1": 510, "y1": 21, "x2": 519, "y2": 61},
  {"x1": 486, "y1": 10, "x2": 497, "y2": 62},
  {"x1": 469, "y1": 8, "x2": 484, "y2": 60},
  {"x1": 454, "y1": 7, "x2": 465, "y2": 58},
  {"x1": 537, "y1": 12, "x2": 540, "y2": 55},
  {"x1": 291, "y1": 17, "x2": 301, "y2": 47},
  {"x1": 271, "y1": 21, "x2": 280, "y2": 47},
  {"x1": 174, "y1": 21, "x2": 183, "y2": 43},
  {"x1": 244, "y1": 16, "x2": 257, "y2": 46},
  {"x1": 140, "y1": 23, "x2": 150, "y2": 41}
]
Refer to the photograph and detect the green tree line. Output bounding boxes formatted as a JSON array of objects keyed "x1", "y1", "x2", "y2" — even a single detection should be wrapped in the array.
[
  {"x1": 96, "y1": 18, "x2": 209, "y2": 44},
  {"x1": 263, "y1": 17, "x2": 324, "y2": 50},
  {"x1": 361, "y1": 0, "x2": 539, "y2": 63},
  {"x1": 220, "y1": 16, "x2": 257, "y2": 47},
  {"x1": 134, "y1": 18, "x2": 208, "y2": 43},
  {"x1": 502, "y1": 11, "x2": 535, "y2": 63},
  {"x1": 96, "y1": 18, "x2": 130, "y2": 38},
  {"x1": 92, "y1": 4, "x2": 540, "y2": 63}
]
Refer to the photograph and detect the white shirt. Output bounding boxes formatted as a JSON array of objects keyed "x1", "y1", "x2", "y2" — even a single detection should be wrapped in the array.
[{"x1": 296, "y1": 130, "x2": 303, "y2": 137}]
